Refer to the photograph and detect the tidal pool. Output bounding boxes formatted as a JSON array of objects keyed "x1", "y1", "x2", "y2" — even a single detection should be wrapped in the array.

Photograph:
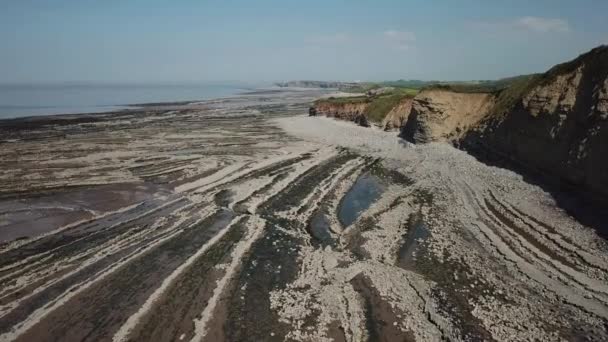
[{"x1": 338, "y1": 172, "x2": 385, "y2": 227}]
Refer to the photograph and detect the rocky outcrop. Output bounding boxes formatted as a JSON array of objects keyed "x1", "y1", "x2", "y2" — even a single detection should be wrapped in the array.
[
  {"x1": 462, "y1": 45, "x2": 608, "y2": 202},
  {"x1": 401, "y1": 90, "x2": 495, "y2": 143},
  {"x1": 381, "y1": 97, "x2": 413, "y2": 131},
  {"x1": 312, "y1": 101, "x2": 370, "y2": 127}
]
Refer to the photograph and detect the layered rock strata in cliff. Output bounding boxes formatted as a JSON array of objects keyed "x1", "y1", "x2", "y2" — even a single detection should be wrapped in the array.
[
  {"x1": 381, "y1": 97, "x2": 413, "y2": 131},
  {"x1": 463, "y1": 45, "x2": 608, "y2": 201},
  {"x1": 312, "y1": 101, "x2": 370, "y2": 127},
  {"x1": 400, "y1": 90, "x2": 495, "y2": 143}
]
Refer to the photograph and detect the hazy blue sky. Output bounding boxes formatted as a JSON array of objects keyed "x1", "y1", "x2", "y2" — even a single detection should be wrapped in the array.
[{"x1": 1, "y1": 0, "x2": 607, "y2": 83}]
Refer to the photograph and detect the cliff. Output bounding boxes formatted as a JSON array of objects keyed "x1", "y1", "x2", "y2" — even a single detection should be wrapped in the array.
[
  {"x1": 394, "y1": 45, "x2": 608, "y2": 202},
  {"x1": 462, "y1": 45, "x2": 608, "y2": 202},
  {"x1": 400, "y1": 90, "x2": 495, "y2": 143},
  {"x1": 312, "y1": 99, "x2": 370, "y2": 126},
  {"x1": 308, "y1": 45, "x2": 608, "y2": 204},
  {"x1": 381, "y1": 97, "x2": 413, "y2": 131},
  {"x1": 311, "y1": 90, "x2": 417, "y2": 129}
]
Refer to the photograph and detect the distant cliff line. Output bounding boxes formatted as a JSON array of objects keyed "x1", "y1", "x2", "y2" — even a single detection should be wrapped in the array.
[{"x1": 274, "y1": 80, "x2": 362, "y2": 89}]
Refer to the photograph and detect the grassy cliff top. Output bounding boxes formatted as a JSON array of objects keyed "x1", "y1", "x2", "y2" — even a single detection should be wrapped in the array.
[
  {"x1": 366, "y1": 93, "x2": 411, "y2": 122},
  {"x1": 420, "y1": 75, "x2": 538, "y2": 94},
  {"x1": 313, "y1": 73, "x2": 545, "y2": 123},
  {"x1": 312, "y1": 46, "x2": 608, "y2": 125},
  {"x1": 314, "y1": 87, "x2": 416, "y2": 123},
  {"x1": 314, "y1": 95, "x2": 370, "y2": 105}
]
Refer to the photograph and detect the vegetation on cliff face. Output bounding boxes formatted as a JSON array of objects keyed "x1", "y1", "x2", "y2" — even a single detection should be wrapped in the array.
[
  {"x1": 489, "y1": 74, "x2": 540, "y2": 116},
  {"x1": 536, "y1": 45, "x2": 608, "y2": 87},
  {"x1": 366, "y1": 93, "x2": 413, "y2": 122},
  {"x1": 412, "y1": 74, "x2": 543, "y2": 119},
  {"x1": 474, "y1": 45, "x2": 608, "y2": 121}
]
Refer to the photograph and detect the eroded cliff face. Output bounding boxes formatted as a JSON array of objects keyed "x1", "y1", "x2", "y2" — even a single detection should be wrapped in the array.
[
  {"x1": 310, "y1": 46, "x2": 608, "y2": 203},
  {"x1": 381, "y1": 97, "x2": 413, "y2": 131},
  {"x1": 400, "y1": 90, "x2": 495, "y2": 143},
  {"x1": 463, "y1": 46, "x2": 608, "y2": 202},
  {"x1": 312, "y1": 101, "x2": 370, "y2": 126}
]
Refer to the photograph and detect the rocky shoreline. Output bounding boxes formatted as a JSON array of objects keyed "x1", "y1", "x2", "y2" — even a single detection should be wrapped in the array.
[{"x1": 0, "y1": 85, "x2": 607, "y2": 341}]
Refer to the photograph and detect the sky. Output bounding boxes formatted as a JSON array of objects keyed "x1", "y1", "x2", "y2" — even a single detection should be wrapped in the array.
[{"x1": 1, "y1": 0, "x2": 607, "y2": 83}]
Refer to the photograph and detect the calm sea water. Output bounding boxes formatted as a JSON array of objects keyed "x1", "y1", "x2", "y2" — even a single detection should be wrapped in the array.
[{"x1": 0, "y1": 83, "x2": 253, "y2": 119}]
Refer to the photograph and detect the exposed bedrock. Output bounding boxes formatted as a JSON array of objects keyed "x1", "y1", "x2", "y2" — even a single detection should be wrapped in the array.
[
  {"x1": 310, "y1": 45, "x2": 608, "y2": 216},
  {"x1": 312, "y1": 101, "x2": 370, "y2": 127},
  {"x1": 310, "y1": 97, "x2": 414, "y2": 131},
  {"x1": 324, "y1": 45, "x2": 608, "y2": 207},
  {"x1": 400, "y1": 90, "x2": 495, "y2": 143},
  {"x1": 462, "y1": 45, "x2": 608, "y2": 204},
  {"x1": 381, "y1": 97, "x2": 413, "y2": 131}
]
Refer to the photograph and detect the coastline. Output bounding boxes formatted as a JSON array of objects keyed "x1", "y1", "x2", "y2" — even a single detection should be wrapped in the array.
[
  {"x1": 0, "y1": 83, "x2": 262, "y2": 120},
  {"x1": 0, "y1": 87, "x2": 340, "y2": 127},
  {"x1": 1, "y1": 86, "x2": 607, "y2": 341}
]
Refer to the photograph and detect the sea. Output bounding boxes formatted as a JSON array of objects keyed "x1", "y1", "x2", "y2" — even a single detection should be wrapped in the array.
[{"x1": 0, "y1": 82, "x2": 256, "y2": 119}]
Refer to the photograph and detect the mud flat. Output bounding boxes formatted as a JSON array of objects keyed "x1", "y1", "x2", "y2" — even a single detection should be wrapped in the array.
[{"x1": 0, "y1": 89, "x2": 607, "y2": 341}]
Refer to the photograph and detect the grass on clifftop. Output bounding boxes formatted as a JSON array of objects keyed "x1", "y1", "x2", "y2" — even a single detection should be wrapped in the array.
[
  {"x1": 315, "y1": 95, "x2": 370, "y2": 105},
  {"x1": 384, "y1": 76, "x2": 540, "y2": 118},
  {"x1": 366, "y1": 93, "x2": 410, "y2": 122},
  {"x1": 421, "y1": 75, "x2": 538, "y2": 94},
  {"x1": 490, "y1": 74, "x2": 540, "y2": 116},
  {"x1": 419, "y1": 74, "x2": 541, "y2": 116},
  {"x1": 391, "y1": 87, "x2": 419, "y2": 96},
  {"x1": 341, "y1": 83, "x2": 381, "y2": 93},
  {"x1": 341, "y1": 83, "x2": 420, "y2": 96},
  {"x1": 314, "y1": 74, "x2": 540, "y2": 123},
  {"x1": 349, "y1": 75, "x2": 541, "y2": 94},
  {"x1": 316, "y1": 88, "x2": 416, "y2": 123},
  {"x1": 488, "y1": 46, "x2": 608, "y2": 116}
]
